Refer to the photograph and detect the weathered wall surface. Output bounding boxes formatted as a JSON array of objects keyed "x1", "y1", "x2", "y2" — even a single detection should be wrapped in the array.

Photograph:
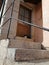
[
  {"x1": 34, "y1": 3, "x2": 43, "y2": 42},
  {"x1": 0, "y1": 0, "x2": 13, "y2": 39},
  {"x1": 8, "y1": 0, "x2": 20, "y2": 38},
  {"x1": 42, "y1": 0, "x2": 49, "y2": 50},
  {"x1": 0, "y1": 0, "x2": 20, "y2": 39}
]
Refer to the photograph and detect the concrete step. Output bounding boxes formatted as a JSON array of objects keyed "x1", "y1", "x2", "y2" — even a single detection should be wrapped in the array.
[
  {"x1": 0, "y1": 39, "x2": 49, "y2": 65},
  {"x1": 15, "y1": 49, "x2": 49, "y2": 61},
  {"x1": 9, "y1": 37, "x2": 41, "y2": 49},
  {"x1": 4, "y1": 48, "x2": 49, "y2": 65}
]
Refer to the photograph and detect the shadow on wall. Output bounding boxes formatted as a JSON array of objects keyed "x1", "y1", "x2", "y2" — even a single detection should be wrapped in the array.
[
  {"x1": 41, "y1": 44, "x2": 46, "y2": 50},
  {"x1": 0, "y1": 0, "x2": 3, "y2": 10}
]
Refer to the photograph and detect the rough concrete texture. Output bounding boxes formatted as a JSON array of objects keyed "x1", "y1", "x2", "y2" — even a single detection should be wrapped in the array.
[
  {"x1": 9, "y1": 37, "x2": 41, "y2": 49},
  {"x1": 0, "y1": 39, "x2": 49, "y2": 65},
  {"x1": 42, "y1": 0, "x2": 49, "y2": 50},
  {"x1": 0, "y1": 39, "x2": 9, "y2": 65},
  {"x1": 0, "y1": 25, "x2": 1, "y2": 36},
  {"x1": 15, "y1": 49, "x2": 49, "y2": 61}
]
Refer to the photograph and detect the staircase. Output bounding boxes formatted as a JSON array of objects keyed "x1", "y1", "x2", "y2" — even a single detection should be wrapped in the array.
[
  {"x1": 15, "y1": 49, "x2": 49, "y2": 61},
  {"x1": 0, "y1": 39, "x2": 49, "y2": 65},
  {"x1": 8, "y1": 37, "x2": 49, "y2": 61},
  {"x1": 9, "y1": 37, "x2": 41, "y2": 49}
]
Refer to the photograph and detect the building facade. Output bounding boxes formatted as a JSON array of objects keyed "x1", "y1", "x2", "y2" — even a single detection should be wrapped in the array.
[{"x1": 0, "y1": 0, "x2": 49, "y2": 58}]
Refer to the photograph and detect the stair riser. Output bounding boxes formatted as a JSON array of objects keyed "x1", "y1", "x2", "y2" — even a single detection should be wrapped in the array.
[
  {"x1": 15, "y1": 49, "x2": 49, "y2": 61},
  {"x1": 9, "y1": 38, "x2": 41, "y2": 49}
]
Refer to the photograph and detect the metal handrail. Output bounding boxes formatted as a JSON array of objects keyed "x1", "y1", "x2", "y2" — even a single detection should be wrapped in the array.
[
  {"x1": 1, "y1": 17, "x2": 49, "y2": 32},
  {"x1": 9, "y1": 17, "x2": 49, "y2": 31}
]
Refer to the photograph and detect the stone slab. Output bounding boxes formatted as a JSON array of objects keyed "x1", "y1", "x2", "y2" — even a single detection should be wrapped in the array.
[
  {"x1": 9, "y1": 37, "x2": 41, "y2": 49},
  {"x1": 15, "y1": 49, "x2": 49, "y2": 61}
]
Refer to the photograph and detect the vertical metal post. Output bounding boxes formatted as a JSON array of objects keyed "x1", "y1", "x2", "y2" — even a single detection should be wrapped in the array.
[
  {"x1": 7, "y1": 0, "x2": 15, "y2": 38},
  {"x1": 0, "y1": 0, "x2": 6, "y2": 23}
]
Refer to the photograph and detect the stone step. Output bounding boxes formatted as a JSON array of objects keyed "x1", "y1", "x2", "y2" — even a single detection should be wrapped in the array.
[
  {"x1": 9, "y1": 37, "x2": 41, "y2": 49},
  {"x1": 15, "y1": 49, "x2": 49, "y2": 61}
]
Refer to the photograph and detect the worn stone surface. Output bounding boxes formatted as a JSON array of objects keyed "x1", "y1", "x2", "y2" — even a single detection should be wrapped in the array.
[
  {"x1": 0, "y1": 58, "x2": 4, "y2": 65},
  {"x1": 35, "y1": 59, "x2": 49, "y2": 65},
  {"x1": 7, "y1": 48, "x2": 16, "y2": 61},
  {"x1": 0, "y1": 46, "x2": 7, "y2": 59},
  {"x1": 0, "y1": 39, "x2": 9, "y2": 65},
  {"x1": 9, "y1": 37, "x2": 41, "y2": 49},
  {"x1": 42, "y1": 0, "x2": 49, "y2": 50},
  {"x1": 0, "y1": 25, "x2": 1, "y2": 36},
  {"x1": 0, "y1": 39, "x2": 9, "y2": 47},
  {"x1": 15, "y1": 49, "x2": 49, "y2": 61},
  {"x1": 0, "y1": 39, "x2": 49, "y2": 65},
  {"x1": 4, "y1": 58, "x2": 15, "y2": 65},
  {"x1": 8, "y1": 0, "x2": 20, "y2": 38},
  {"x1": 4, "y1": 59, "x2": 49, "y2": 65}
]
